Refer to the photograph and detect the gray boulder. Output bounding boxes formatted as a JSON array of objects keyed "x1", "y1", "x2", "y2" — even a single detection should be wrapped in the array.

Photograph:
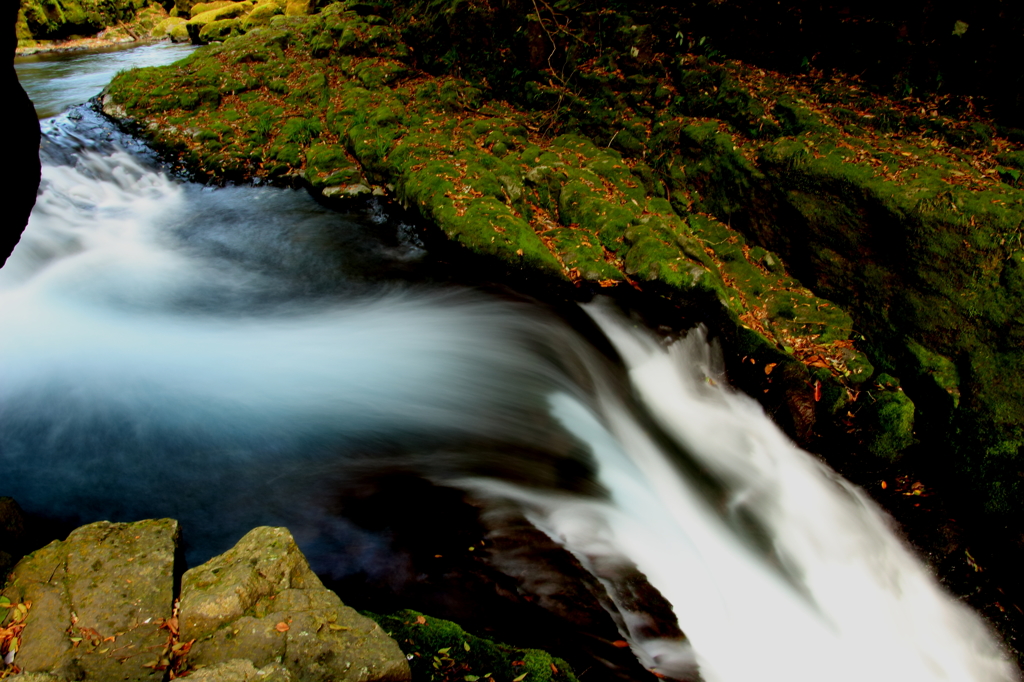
[
  {"x1": 180, "y1": 658, "x2": 292, "y2": 681},
  {"x1": 1, "y1": 519, "x2": 179, "y2": 680},
  {"x1": 180, "y1": 527, "x2": 411, "y2": 682}
]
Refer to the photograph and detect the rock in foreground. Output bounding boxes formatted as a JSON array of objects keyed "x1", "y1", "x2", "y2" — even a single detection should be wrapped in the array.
[
  {"x1": 178, "y1": 526, "x2": 411, "y2": 682},
  {"x1": 1, "y1": 518, "x2": 179, "y2": 680},
  {"x1": 2, "y1": 523, "x2": 411, "y2": 682}
]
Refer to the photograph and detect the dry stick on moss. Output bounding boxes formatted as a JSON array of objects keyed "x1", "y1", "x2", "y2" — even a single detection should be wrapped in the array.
[{"x1": 118, "y1": 20, "x2": 140, "y2": 40}]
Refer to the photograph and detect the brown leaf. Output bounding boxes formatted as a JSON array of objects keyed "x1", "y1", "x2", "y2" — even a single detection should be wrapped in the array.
[
  {"x1": 764, "y1": 363, "x2": 777, "y2": 375},
  {"x1": 275, "y1": 622, "x2": 290, "y2": 633},
  {"x1": 162, "y1": 616, "x2": 179, "y2": 636}
]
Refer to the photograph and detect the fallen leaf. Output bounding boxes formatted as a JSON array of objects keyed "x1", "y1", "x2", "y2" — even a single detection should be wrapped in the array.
[
  {"x1": 415, "y1": 616, "x2": 427, "y2": 625},
  {"x1": 161, "y1": 616, "x2": 179, "y2": 636},
  {"x1": 764, "y1": 363, "x2": 777, "y2": 375},
  {"x1": 275, "y1": 622, "x2": 290, "y2": 633}
]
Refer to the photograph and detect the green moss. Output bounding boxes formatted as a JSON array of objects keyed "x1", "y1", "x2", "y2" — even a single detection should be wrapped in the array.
[
  {"x1": 197, "y1": 17, "x2": 241, "y2": 43},
  {"x1": 354, "y1": 60, "x2": 409, "y2": 89},
  {"x1": 268, "y1": 142, "x2": 302, "y2": 166},
  {"x1": 187, "y1": 0, "x2": 252, "y2": 43},
  {"x1": 367, "y1": 610, "x2": 577, "y2": 682},
  {"x1": 242, "y1": 0, "x2": 281, "y2": 29},
  {"x1": 306, "y1": 144, "x2": 360, "y2": 188},
  {"x1": 280, "y1": 116, "x2": 321, "y2": 145},
  {"x1": 863, "y1": 387, "x2": 916, "y2": 461},
  {"x1": 773, "y1": 96, "x2": 827, "y2": 137},
  {"x1": 189, "y1": 0, "x2": 233, "y2": 18},
  {"x1": 905, "y1": 339, "x2": 960, "y2": 409},
  {"x1": 152, "y1": 16, "x2": 187, "y2": 38}
]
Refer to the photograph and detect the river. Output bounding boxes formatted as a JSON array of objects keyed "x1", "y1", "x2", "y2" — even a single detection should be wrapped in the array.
[{"x1": 4, "y1": 42, "x2": 1019, "y2": 682}]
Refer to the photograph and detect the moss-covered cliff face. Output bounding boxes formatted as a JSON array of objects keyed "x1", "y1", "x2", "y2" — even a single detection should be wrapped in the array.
[{"x1": 100, "y1": 0, "x2": 1024, "y2": 541}]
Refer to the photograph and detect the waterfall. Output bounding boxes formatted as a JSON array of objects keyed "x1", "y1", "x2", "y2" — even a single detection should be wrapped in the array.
[
  {"x1": 464, "y1": 310, "x2": 1017, "y2": 681},
  {"x1": 0, "y1": 115, "x2": 1017, "y2": 682}
]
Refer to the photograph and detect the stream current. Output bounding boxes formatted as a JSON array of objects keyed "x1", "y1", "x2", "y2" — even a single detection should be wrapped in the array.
[{"x1": 4, "y1": 44, "x2": 1020, "y2": 682}]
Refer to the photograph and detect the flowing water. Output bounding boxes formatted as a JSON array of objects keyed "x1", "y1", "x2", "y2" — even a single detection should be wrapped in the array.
[
  {"x1": 15, "y1": 41, "x2": 196, "y2": 119},
  {"x1": 4, "y1": 46, "x2": 1020, "y2": 682}
]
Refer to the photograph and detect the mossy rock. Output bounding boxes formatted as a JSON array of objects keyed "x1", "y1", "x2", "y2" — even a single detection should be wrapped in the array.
[
  {"x1": 186, "y1": 0, "x2": 252, "y2": 42},
  {"x1": 199, "y1": 0, "x2": 253, "y2": 21},
  {"x1": 168, "y1": 18, "x2": 190, "y2": 41},
  {"x1": 135, "y1": 4, "x2": 169, "y2": 31},
  {"x1": 306, "y1": 144, "x2": 362, "y2": 189},
  {"x1": 284, "y1": 0, "x2": 313, "y2": 16},
  {"x1": 174, "y1": 0, "x2": 201, "y2": 19},
  {"x1": 367, "y1": 610, "x2": 577, "y2": 682},
  {"x1": 152, "y1": 15, "x2": 187, "y2": 37},
  {"x1": 863, "y1": 384, "x2": 916, "y2": 461},
  {"x1": 189, "y1": 0, "x2": 234, "y2": 17},
  {"x1": 198, "y1": 17, "x2": 242, "y2": 43},
  {"x1": 242, "y1": 0, "x2": 283, "y2": 29}
]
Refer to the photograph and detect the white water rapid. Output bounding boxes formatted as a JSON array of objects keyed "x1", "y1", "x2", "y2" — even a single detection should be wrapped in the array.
[
  {"x1": 0, "y1": 113, "x2": 1018, "y2": 682},
  {"x1": 468, "y1": 312, "x2": 1018, "y2": 681}
]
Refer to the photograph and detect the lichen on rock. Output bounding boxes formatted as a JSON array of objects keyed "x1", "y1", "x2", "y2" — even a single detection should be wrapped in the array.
[
  {"x1": 1, "y1": 519, "x2": 179, "y2": 680},
  {"x1": 179, "y1": 526, "x2": 411, "y2": 682}
]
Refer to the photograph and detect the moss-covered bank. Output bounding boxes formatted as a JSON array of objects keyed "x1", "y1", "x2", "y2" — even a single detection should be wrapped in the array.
[
  {"x1": 99, "y1": 0, "x2": 1024, "y2": 575},
  {"x1": 102, "y1": 2, "x2": 878, "y2": 446}
]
